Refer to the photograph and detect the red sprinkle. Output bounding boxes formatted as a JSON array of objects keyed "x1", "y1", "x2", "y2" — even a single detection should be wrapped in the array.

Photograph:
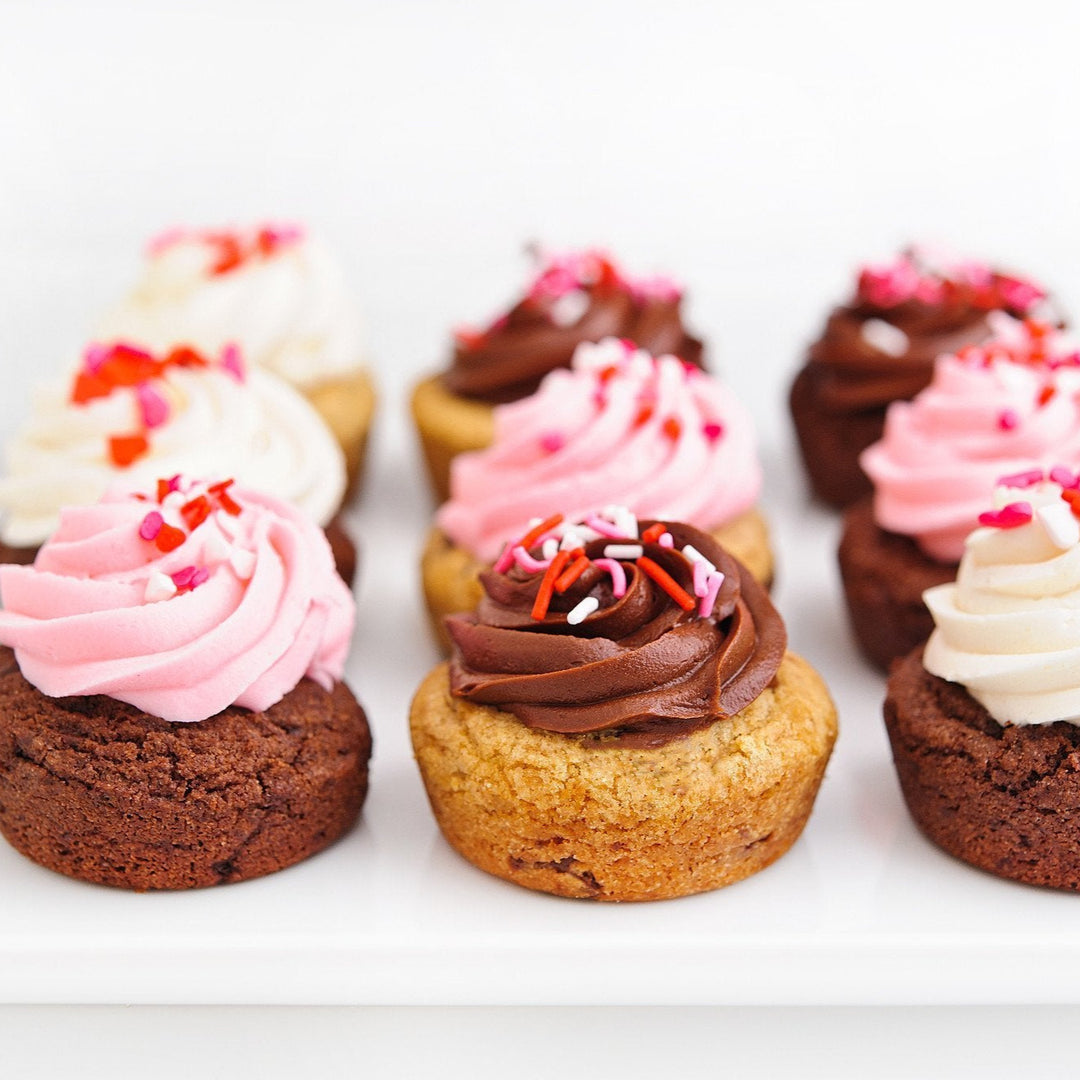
[
  {"x1": 155, "y1": 523, "x2": 186, "y2": 553},
  {"x1": 636, "y1": 556, "x2": 696, "y2": 611},
  {"x1": 662, "y1": 417, "x2": 682, "y2": 440},
  {"x1": 633, "y1": 405, "x2": 654, "y2": 427},
  {"x1": 71, "y1": 371, "x2": 112, "y2": 405},
  {"x1": 531, "y1": 549, "x2": 572, "y2": 621},
  {"x1": 181, "y1": 495, "x2": 211, "y2": 531},
  {"x1": 518, "y1": 513, "x2": 564, "y2": 553},
  {"x1": 1037, "y1": 384, "x2": 1056, "y2": 407},
  {"x1": 108, "y1": 433, "x2": 149, "y2": 468},
  {"x1": 703, "y1": 421, "x2": 724, "y2": 442},
  {"x1": 164, "y1": 345, "x2": 208, "y2": 369},
  {"x1": 977, "y1": 501, "x2": 1033, "y2": 529},
  {"x1": 641, "y1": 523, "x2": 667, "y2": 544},
  {"x1": 554, "y1": 552, "x2": 590, "y2": 594}
]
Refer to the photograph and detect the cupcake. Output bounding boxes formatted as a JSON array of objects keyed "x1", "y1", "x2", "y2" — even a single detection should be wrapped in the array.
[
  {"x1": 790, "y1": 247, "x2": 1050, "y2": 508},
  {"x1": 0, "y1": 340, "x2": 357, "y2": 584},
  {"x1": 885, "y1": 474, "x2": 1080, "y2": 889},
  {"x1": 0, "y1": 476, "x2": 371, "y2": 890},
  {"x1": 410, "y1": 509, "x2": 837, "y2": 901},
  {"x1": 97, "y1": 223, "x2": 375, "y2": 493},
  {"x1": 411, "y1": 248, "x2": 704, "y2": 501},
  {"x1": 423, "y1": 338, "x2": 768, "y2": 650},
  {"x1": 839, "y1": 317, "x2": 1080, "y2": 670}
]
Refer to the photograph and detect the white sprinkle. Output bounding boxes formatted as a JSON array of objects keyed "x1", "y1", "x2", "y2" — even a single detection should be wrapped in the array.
[
  {"x1": 202, "y1": 528, "x2": 231, "y2": 565},
  {"x1": 229, "y1": 548, "x2": 256, "y2": 580},
  {"x1": 550, "y1": 288, "x2": 590, "y2": 328},
  {"x1": 560, "y1": 529, "x2": 585, "y2": 551},
  {"x1": 1038, "y1": 501, "x2": 1080, "y2": 549},
  {"x1": 144, "y1": 571, "x2": 177, "y2": 603},
  {"x1": 566, "y1": 596, "x2": 599, "y2": 625},
  {"x1": 576, "y1": 338, "x2": 628, "y2": 372},
  {"x1": 214, "y1": 509, "x2": 240, "y2": 539},
  {"x1": 610, "y1": 506, "x2": 638, "y2": 539},
  {"x1": 541, "y1": 538, "x2": 558, "y2": 560},
  {"x1": 681, "y1": 544, "x2": 716, "y2": 573},
  {"x1": 604, "y1": 544, "x2": 643, "y2": 560},
  {"x1": 861, "y1": 318, "x2": 909, "y2": 358},
  {"x1": 658, "y1": 532, "x2": 674, "y2": 548},
  {"x1": 162, "y1": 490, "x2": 186, "y2": 510}
]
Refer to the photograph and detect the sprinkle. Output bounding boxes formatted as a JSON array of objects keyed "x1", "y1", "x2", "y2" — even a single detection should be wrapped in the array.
[
  {"x1": 164, "y1": 345, "x2": 207, "y2": 369},
  {"x1": 636, "y1": 556, "x2": 696, "y2": 611},
  {"x1": 978, "y1": 501, "x2": 1033, "y2": 529},
  {"x1": 82, "y1": 343, "x2": 109, "y2": 373},
  {"x1": 658, "y1": 533, "x2": 674, "y2": 548},
  {"x1": 170, "y1": 565, "x2": 197, "y2": 589},
  {"x1": 541, "y1": 538, "x2": 558, "y2": 560},
  {"x1": 610, "y1": 507, "x2": 638, "y2": 538},
  {"x1": 702, "y1": 421, "x2": 724, "y2": 443},
  {"x1": 1037, "y1": 384, "x2": 1056, "y2": 407},
  {"x1": 135, "y1": 382, "x2": 170, "y2": 429},
  {"x1": 143, "y1": 572, "x2": 178, "y2": 603},
  {"x1": 155, "y1": 523, "x2": 186, "y2": 553},
  {"x1": 593, "y1": 558, "x2": 627, "y2": 598},
  {"x1": 539, "y1": 431, "x2": 565, "y2": 453},
  {"x1": 190, "y1": 567, "x2": 210, "y2": 589},
  {"x1": 493, "y1": 544, "x2": 515, "y2": 574},
  {"x1": 584, "y1": 514, "x2": 628, "y2": 539},
  {"x1": 641, "y1": 523, "x2": 667, "y2": 544},
  {"x1": 209, "y1": 480, "x2": 242, "y2": 516},
  {"x1": 1050, "y1": 466, "x2": 1080, "y2": 489},
  {"x1": 108, "y1": 433, "x2": 149, "y2": 468},
  {"x1": 229, "y1": 548, "x2": 256, "y2": 580},
  {"x1": 1038, "y1": 502, "x2": 1080, "y2": 549},
  {"x1": 157, "y1": 475, "x2": 181, "y2": 503},
  {"x1": 634, "y1": 405, "x2": 655, "y2": 427},
  {"x1": 146, "y1": 226, "x2": 186, "y2": 256},
  {"x1": 138, "y1": 511, "x2": 163, "y2": 541},
  {"x1": 997, "y1": 408, "x2": 1020, "y2": 431},
  {"x1": 699, "y1": 571, "x2": 725, "y2": 618},
  {"x1": 604, "y1": 544, "x2": 643, "y2": 560},
  {"x1": 518, "y1": 513, "x2": 564, "y2": 552},
  {"x1": 692, "y1": 559, "x2": 709, "y2": 597},
  {"x1": 512, "y1": 545, "x2": 550, "y2": 573},
  {"x1": 681, "y1": 544, "x2": 716, "y2": 572},
  {"x1": 566, "y1": 596, "x2": 599, "y2": 625},
  {"x1": 554, "y1": 552, "x2": 590, "y2": 593},
  {"x1": 860, "y1": 318, "x2": 910, "y2": 357},
  {"x1": 202, "y1": 528, "x2": 232, "y2": 565},
  {"x1": 221, "y1": 343, "x2": 245, "y2": 382},
  {"x1": 549, "y1": 288, "x2": 590, "y2": 328},
  {"x1": 181, "y1": 495, "x2": 212, "y2": 531},
  {"x1": 559, "y1": 528, "x2": 586, "y2": 551},
  {"x1": 71, "y1": 371, "x2": 112, "y2": 405},
  {"x1": 531, "y1": 549, "x2": 572, "y2": 620},
  {"x1": 1061, "y1": 489, "x2": 1080, "y2": 518},
  {"x1": 996, "y1": 468, "x2": 1044, "y2": 489}
]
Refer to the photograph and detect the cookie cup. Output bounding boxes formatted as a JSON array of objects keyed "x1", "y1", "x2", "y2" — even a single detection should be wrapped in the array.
[
  {"x1": 410, "y1": 374, "x2": 495, "y2": 503},
  {"x1": 420, "y1": 507, "x2": 775, "y2": 653},
  {"x1": 410, "y1": 653, "x2": 837, "y2": 901},
  {"x1": 303, "y1": 367, "x2": 377, "y2": 500}
]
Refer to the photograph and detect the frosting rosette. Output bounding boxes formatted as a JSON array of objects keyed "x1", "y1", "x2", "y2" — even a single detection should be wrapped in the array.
[
  {"x1": 0, "y1": 477, "x2": 354, "y2": 723},
  {"x1": 805, "y1": 246, "x2": 1049, "y2": 416},
  {"x1": 447, "y1": 510, "x2": 785, "y2": 746},
  {"x1": 438, "y1": 338, "x2": 760, "y2": 562},
  {"x1": 923, "y1": 474, "x2": 1080, "y2": 726},
  {"x1": 0, "y1": 341, "x2": 345, "y2": 547},
  {"x1": 443, "y1": 249, "x2": 704, "y2": 403},
  {"x1": 861, "y1": 317, "x2": 1080, "y2": 563},
  {"x1": 97, "y1": 224, "x2": 363, "y2": 388}
]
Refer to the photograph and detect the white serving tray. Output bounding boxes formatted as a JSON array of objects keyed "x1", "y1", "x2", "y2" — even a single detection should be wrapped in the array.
[{"x1": 3, "y1": 400, "x2": 1080, "y2": 1010}]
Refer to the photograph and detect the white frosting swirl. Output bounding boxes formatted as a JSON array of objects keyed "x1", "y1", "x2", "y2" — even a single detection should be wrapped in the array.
[
  {"x1": 0, "y1": 362, "x2": 345, "y2": 547},
  {"x1": 96, "y1": 229, "x2": 363, "y2": 387},
  {"x1": 924, "y1": 480, "x2": 1080, "y2": 725}
]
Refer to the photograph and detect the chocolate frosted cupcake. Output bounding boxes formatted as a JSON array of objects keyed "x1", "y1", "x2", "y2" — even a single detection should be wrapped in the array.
[
  {"x1": 423, "y1": 338, "x2": 770, "y2": 651},
  {"x1": 885, "y1": 474, "x2": 1080, "y2": 889},
  {"x1": 0, "y1": 476, "x2": 371, "y2": 890},
  {"x1": 411, "y1": 509, "x2": 836, "y2": 901},
  {"x1": 839, "y1": 317, "x2": 1080, "y2": 670},
  {"x1": 411, "y1": 248, "x2": 704, "y2": 501},
  {"x1": 97, "y1": 223, "x2": 376, "y2": 494},
  {"x1": 0, "y1": 340, "x2": 357, "y2": 584},
  {"x1": 790, "y1": 247, "x2": 1050, "y2": 508}
]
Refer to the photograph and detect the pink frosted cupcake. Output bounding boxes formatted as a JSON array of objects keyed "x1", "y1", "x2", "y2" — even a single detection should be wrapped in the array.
[
  {"x1": 422, "y1": 338, "x2": 767, "y2": 649},
  {"x1": 838, "y1": 315, "x2": 1080, "y2": 670}
]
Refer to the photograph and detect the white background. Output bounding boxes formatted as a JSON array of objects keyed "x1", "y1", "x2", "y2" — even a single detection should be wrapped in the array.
[{"x1": 3, "y1": 1, "x2": 1080, "y2": 1076}]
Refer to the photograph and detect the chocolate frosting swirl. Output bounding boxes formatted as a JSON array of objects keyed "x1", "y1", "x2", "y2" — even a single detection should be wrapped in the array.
[
  {"x1": 446, "y1": 522, "x2": 786, "y2": 747},
  {"x1": 443, "y1": 255, "x2": 705, "y2": 403}
]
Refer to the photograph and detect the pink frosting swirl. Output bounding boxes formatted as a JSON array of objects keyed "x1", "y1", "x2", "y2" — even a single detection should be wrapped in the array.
[
  {"x1": 0, "y1": 477, "x2": 354, "y2": 723},
  {"x1": 862, "y1": 319, "x2": 1080, "y2": 562},
  {"x1": 437, "y1": 338, "x2": 762, "y2": 561}
]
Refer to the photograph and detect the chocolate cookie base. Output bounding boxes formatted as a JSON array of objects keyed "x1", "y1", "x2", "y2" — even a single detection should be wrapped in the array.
[
  {"x1": 0, "y1": 515, "x2": 358, "y2": 588},
  {"x1": 885, "y1": 648, "x2": 1080, "y2": 891},
  {"x1": 789, "y1": 363, "x2": 885, "y2": 509},
  {"x1": 837, "y1": 497, "x2": 956, "y2": 672},
  {"x1": 0, "y1": 648, "x2": 372, "y2": 890}
]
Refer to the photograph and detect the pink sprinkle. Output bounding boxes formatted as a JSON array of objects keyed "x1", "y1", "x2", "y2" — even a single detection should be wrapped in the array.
[
  {"x1": 138, "y1": 511, "x2": 163, "y2": 541},
  {"x1": 913, "y1": 278, "x2": 945, "y2": 305},
  {"x1": 997, "y1": 408, "x2": 1020, "y2": 431},
  {"x1": 692, "y1": 559, "x2": 709, "y2": 598},
  {"x1": 658, "y1": 532, "x2": 674, "y2": 548},
  {"x1": 593, "y1": 558, "x2": 627, "y2": 598},
  {"x1": 703, "y1": 421, "x2": 724, "y2": 443},
  {"x1": 997, "y1": 468, "x2": 1044, "y2": 489},
  {"x1": 539, "y1": 431, "x2": 565, "y2": 454},
  {"x1": 171, "y1": 566, "x2": 197, "y2": 589},
  {"x1": 83, "y1": 343, "x2": 109, "y2": 373},
  {"x1": 221, "y1": 343, "x2": 245, "y2": 382},
  {"x1": 165, "y1": 474, "x2": 182, "y2": 494},
  {"x1": 135, "y1": 382, "x2": 170, "y2": 429},
  {"x1": 146, "y1": 227, "x2": 187, "y2": 256},
  {"x1": 585, "y1": 514, "x2": 627, "y2": 539},
  {"x1": 493, "y1": 544, "x2": 516, "y2": 574},
  {"x1": 978, "y1": 501, "x2": 1033, "y2": 529},
  {"x1": 699, "y1": 571, "x2": 725, "y2": 619},
  {"x1": 998, "y1": 276, "x2": 1045, "y2": 313},
  {"x1": 190, "y1": 567, "x2": 210, "y2": 589},
  {"x1": 629, "y1": 274, "x2": 682, "y2": 302},
  {"x1": 1050, "y1": 466, "x2": 1079, "y2": 488},
  {"x1": 618, "y1": 337, "x2": 637, "y2": 354},
  {"x1": 512, "y1": 546, "x2": 550, "y2": 573},
  {"x1": 265, "y1": 224, "x2": 304, "y2": 246}
]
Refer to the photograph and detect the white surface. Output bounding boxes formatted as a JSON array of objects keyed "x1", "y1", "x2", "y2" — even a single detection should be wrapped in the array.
[{"x1": 3, "y1": 0, "x2": 1080, "y2": 1017}]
